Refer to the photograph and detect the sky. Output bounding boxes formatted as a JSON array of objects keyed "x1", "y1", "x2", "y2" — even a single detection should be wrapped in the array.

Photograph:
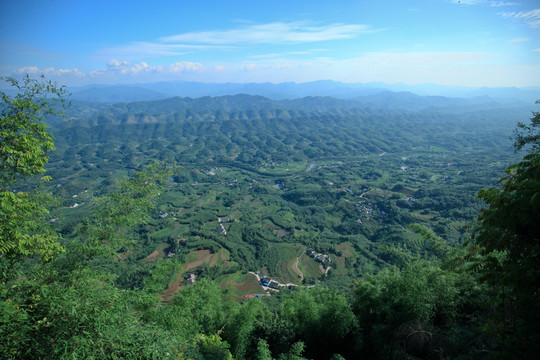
[{"x1": 1, "y1": 0, "x2": 539, "y2": 88}]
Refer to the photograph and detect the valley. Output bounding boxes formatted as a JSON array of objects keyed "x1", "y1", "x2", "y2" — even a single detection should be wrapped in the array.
[{"x1": 40, "y1": 94, "x2": 523, "y2": 296}]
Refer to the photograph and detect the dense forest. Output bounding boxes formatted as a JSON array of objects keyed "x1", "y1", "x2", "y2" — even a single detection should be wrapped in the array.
[{"x1": 1, "y1": 76, "x2": 539, "y2": 359}]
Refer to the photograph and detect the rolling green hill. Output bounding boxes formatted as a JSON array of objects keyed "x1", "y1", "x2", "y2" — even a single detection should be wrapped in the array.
[
  {"x1": 6, "y1": 84, "x2": 538, "y2": 359},
  {"x1": 41, "y1": 94, "x2": 523, "y2": 288}
]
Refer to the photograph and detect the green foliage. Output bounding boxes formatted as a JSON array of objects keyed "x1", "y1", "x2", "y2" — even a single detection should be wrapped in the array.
[
  {"x1": 281, "y1": 287, "x2": 357, "y2": 359},
  {"x1": 0, "y1": 191, "x2": 63, "y2": 263},
  {"x1": 353, "y1": 258, "x2": 485, "y2": 359},
  {"x1": 3, "y1": 79, "x2": 536, "y2": 359},
  {"x1": 473, "y1": 101, "x2": 540, "y2": 357},
  {"x1": 513, "y1": 100, "x2": 540, "y2": 152},
  {"x1": 192, "y1": 333, "x2": 234, "y2": 360},
  {"x1": 0, "y1": 75, "x2": 68, "y2": 187},
  {"x1": 75, "y1": 161, "x2": 173, "y2": 261},
  {"x1": 0, "y1": 76, "x2": 68, "y2": 263},
  {"x1": 221, "y1": 299, "x2": 266, "y2": 359},
  {"x1": 256, "y1": 339, "x2": 273, "y2": 360},
  {"x1": 1, "y1": 262, "x2": 188, "y2": 359},
  {"x1": 167, "y1": 279, "x2": 235, "y2": 336},
  {"x1": 143, "y1": 257, "x2": 182, "y2": 293}
]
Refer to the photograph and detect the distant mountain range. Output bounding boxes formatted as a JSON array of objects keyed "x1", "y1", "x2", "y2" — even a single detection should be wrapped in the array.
[
  {"x1": 59, "y1": 91, "x2": 536, "y2": 129},
  {"x1": 69, "y1": 80, "x2": 540, "y2": 104}
]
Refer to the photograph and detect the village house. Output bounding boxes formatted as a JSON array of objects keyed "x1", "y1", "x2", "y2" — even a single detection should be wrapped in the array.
[
  {"x1": 306, "y1": 248, "x2": 331, "y2": 264},
  {"x1": 267, "y1": 280, "x2": 280, "y2": 289},
  {"x1": 260, "y1": 276, "x2": 280, "y2": 289},
  {"x1": 217, "y1": 223, "x2": 227, "y2": 235},
  {"x1": 185, "y1": 273, "x2": 196, "y2": 286}
]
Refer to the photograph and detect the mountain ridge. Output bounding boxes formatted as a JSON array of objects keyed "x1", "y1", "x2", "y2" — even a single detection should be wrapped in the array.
[{"x1": 68, "y1": 80, "x2": 540, "y2": 103}]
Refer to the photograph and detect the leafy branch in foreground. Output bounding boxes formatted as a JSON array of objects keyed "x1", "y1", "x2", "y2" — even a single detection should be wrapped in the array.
[
  {"x1": 1, "y1": 75, "x2": 69, "y2": 263},
  {"x1": 75, "y1": 161, "x2": 174, "y2": 261},
  {"x1": 513, "y1": 99, "x2": 540, "y2": 152},
  {"x1": 473, "y1": 100, "x2": 540, "y2": 357},
  {"x1": 0, "y1": 74, "x2": 69, "y2": 188}
]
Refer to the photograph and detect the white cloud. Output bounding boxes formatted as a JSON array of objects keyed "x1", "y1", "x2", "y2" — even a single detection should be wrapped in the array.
[
  {"x1": 452, "y1": 0, "x2": 484, "y2": 5},
  {"x1": 16, "y1": 66, "x2": 39, "y2": 74},
  {"x1": 502, "y1": 8, "x2": 540, "y2": 28},
  {"x1": 11, "y1": 61, "x2": 209, "y2": 83},
  {"x1": 451, "y1": 0, "x2": 518, "y2": 5},
  {"x1": 129, "y1": 62, "x2": 151, "y2": 74},
  {"x1": 42, "y1": 67, "x2": 85, "y2": 77},
  {"x1": 490, "y1": 1, "x2": 519, "y2": 7},
  {"x1": 222, "y1": 51, "x2": 540, "y2": 86},
  {"x1": 95, "y1": 22, "x2": 374, "y2": 61},
  {"x1": 10, "y1": 50, "x2": 540, "y2": 87},
  {"x1": 160, "y1": 21, "x2": 377, "y2": 45},
  {"x1": 169, "y1": 61, "x2": 204, "y2": 73},
  {"x1": 249, "y1": 49, "x2": 330, "y2": 60},
  {"x1": 107, "y1": 59, "x2": 130, "y2": 69},
  {"x1": 507, "y1": 38, "x2": 529, "y2": 42},
  {"x1": 97, "y1": 42, "x2": 232, "y2": 60}
]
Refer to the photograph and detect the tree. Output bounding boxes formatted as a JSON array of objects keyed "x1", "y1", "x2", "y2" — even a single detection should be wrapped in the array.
[
  {"x1": 472, "y1": 101, "x2": 540, "y2": 357},
  {"x1": 1, "y1": 160, "x2": 179, "y2": 359},
  {"x1": 1, "y1": 76, "x2": 187, "y2": 358},
  {"x1": 513, "y1": 100, "x2": 540, "y2": 152},
  {"x1": 74, "y1": 160, "x2": 173, "y2": 262},
  {"x1": 1, "y1": 75, "x2": 68, "y2": 263},
  {"x1": 281, "y1": 287, "x2": 357, "y2": 359},
  {"x1": 353, "y1": 258, "x2": 486, "y2": 359},
  {"x1": 0, "y1": 75, "x2": 68, "y2": 186}
]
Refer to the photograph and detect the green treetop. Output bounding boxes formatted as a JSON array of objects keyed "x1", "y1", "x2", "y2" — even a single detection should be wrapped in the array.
[{"x1": 0, "y1": 75, "x2": 69, "y2": 262}]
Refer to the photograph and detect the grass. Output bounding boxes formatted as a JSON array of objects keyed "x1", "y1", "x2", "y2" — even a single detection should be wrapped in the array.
[
  {"x1": 267, "y1": 243, "x2": 304, "y2": 283},
  {"x1": 299, "y1": 253, "x2": 324, "y2": 279},
  {"x1": 220, "y1": 272, "x2": 263, "y2": 298},
  {"x1": 151, "y1": 226, "x2": 177, "y2": 240},
  {"x1": 144, "y1": 243, "x2": 168, "y2": 262},
  {"x1": 404, "y1": 228, "x2": 428, "y2": 250}
]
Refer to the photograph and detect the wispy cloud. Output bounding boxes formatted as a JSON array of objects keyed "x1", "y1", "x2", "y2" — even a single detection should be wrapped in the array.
[
  {"x1": 45, "y1": 67, "x2": 85, "y2": 77},
  {"x1": 16, "y1": 66, "x2": 39, "y2": 74},
  {"x1": 16, "y1": 66, "x2": 84, "y2": 77},
  {"x1": 502, "y1": 8, "x2": 540, "y2": 28},
  {"x1": 95, "y1": 22, "x2": 374, "y2": 61},
  {"x1": 248, "y1": 49, "x2": 329, "y2": 59},
  {"x1": 159, "y1": 21, "x2": 377, "y2": 44},
  {"x1": 107, "y1": 59, "x2": 130, "y2": 69},
  {"x1": 489, "y1": 2, "x2": 519, "y2": 7},
  {"x1": 451, "y1": 0, "x2": 518, "y2": 6},
  {"x1": 16, "y1": 60, "x2": 205, "y2": 80},
  {"x1": 169, "y1": 61, "x2": 204, "y2": 73},
  {"x1": 507, "y1": 38, "x2": 529, "y2": 43},
  {"x1": 97, "y1": 42, "x2": 232, "y2": 59},
  {"x1": 10, "y1": 50, "x2": 539, "y2": 88}
]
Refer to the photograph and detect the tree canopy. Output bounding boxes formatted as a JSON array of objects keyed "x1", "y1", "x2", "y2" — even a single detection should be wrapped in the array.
[
  {"x1": 473, "y1": 101, "x2": 540, "y2": 357},
  {"x1": 0, "y1": 75, "x2": 68, "y2": 262},
  {"x1": 2, "y1": 76, "x2": 539, "y2": 359}
]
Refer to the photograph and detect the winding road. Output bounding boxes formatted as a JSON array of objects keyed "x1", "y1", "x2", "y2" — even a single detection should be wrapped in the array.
[{"x1": 291, "y1": 257, "x2": 304, "y2": 282}]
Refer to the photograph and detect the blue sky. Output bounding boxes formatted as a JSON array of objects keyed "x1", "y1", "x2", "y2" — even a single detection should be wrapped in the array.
[{"x1": 1, "y1": 0, "x2": 539, "y2": 87}]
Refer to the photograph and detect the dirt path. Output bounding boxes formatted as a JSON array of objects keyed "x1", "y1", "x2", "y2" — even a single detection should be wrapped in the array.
[
  {"x1": 292, "y1": 257, "x2": 304, "y2": 282},
  {"x1": 160, "y1": 273, "x2": 184, "y2": 303}
]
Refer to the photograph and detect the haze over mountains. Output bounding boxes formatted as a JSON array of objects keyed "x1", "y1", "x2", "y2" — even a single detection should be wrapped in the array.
[{"x1": 70, "y1": 80, "x2": 540, "y2": 104}]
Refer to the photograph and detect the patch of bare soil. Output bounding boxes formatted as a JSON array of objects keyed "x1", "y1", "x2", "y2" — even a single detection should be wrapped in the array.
[
  {"x1": 160, "y1": 274, "x2": 184, "y2": 303},
  {"x1": 183, "y1": 249, "x2": 211, "y2": 270}
]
